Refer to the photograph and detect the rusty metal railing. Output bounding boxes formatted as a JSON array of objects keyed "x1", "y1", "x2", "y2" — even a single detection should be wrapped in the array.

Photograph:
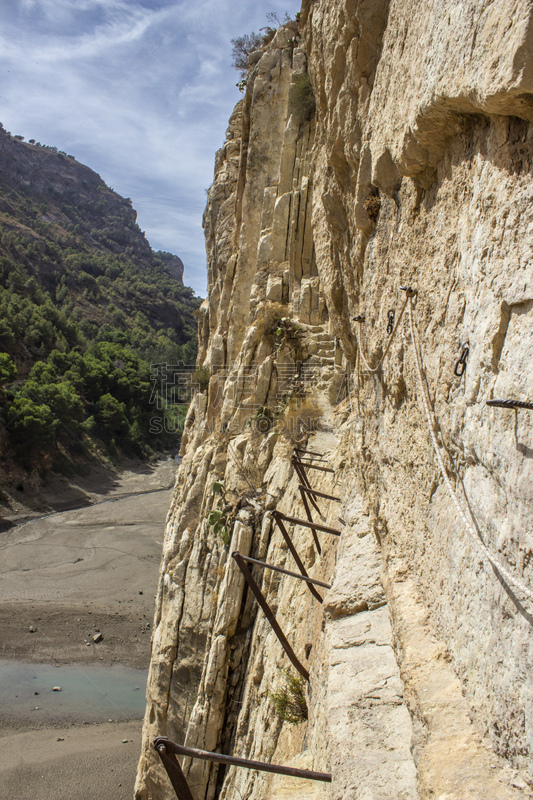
[
  {"x1": 294, "y1": 447, "x2": 328, "y2": 460},
  {"x1": 154, "y1": 737, "x2": 332, "y2": 799},
  {"x1": 233, "y1": 552, "x2": 332, "y2": 589},
  {"x1": 291, "y1": 456, "x2": 335, "y2": 475},
  {"x1": 272, "y1": 510, "x2": 324, "y2": 603},
  {"x1": 292, "y1": 456, "x2": 322, "y2": 519},
  {"x1": 298, "y1": 485, "x2": 341, "y2": 503},
  {"x1": 232, "y1": 551, "x2": 310, "y2": 680},
  {"x1": 274, "y1": 510, "x2": 341, "y2": 538},
  {"x1": 297, "y1": 484, "x2": 322, "y2": 552},
  {"x1": 153, "y1": 447, "x2": 341, "y2": 799},
  {"x1": 154, "y1": 739, "x2": 195, "y2": 800},
  {"x1": 298, "y1": 484, "x2": 341, "y2": 551}
]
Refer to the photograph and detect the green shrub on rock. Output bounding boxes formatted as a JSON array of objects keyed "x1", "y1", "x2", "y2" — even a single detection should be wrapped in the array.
[
  {"x1": 289, "y1": 73, "x2": 316, "y2": 124},
  {"x1": 269, "y1": 668, "x2": 308, "y2": 723}
]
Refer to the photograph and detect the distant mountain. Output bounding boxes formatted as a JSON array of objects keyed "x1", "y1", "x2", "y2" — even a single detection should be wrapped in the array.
[{"x1": 0, "y1": 124, "x2": 201, "y2": 474}]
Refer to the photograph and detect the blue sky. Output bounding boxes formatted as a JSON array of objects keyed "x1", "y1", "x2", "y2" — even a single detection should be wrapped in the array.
[{"x1": 0, "y1": 0, "x2": 301, "y2": 296}]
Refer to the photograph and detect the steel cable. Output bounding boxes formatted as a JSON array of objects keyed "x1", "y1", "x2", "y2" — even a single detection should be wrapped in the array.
[
  {"x1": 355, "y1": 294, "x2": 410, "y2": 373},
  {"x1": 408, "y1": 297, "x2": 533, "y2": 603}
]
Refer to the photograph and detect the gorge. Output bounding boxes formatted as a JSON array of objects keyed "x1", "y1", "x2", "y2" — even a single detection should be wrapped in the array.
[{"x1": 135, "y1": 2, "x2": 533, "y2": 799}]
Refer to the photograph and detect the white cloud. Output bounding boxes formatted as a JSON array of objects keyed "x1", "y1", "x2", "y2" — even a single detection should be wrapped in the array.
[{"x1": 0, "y1": 0, "x2": 301, "y2": 295}]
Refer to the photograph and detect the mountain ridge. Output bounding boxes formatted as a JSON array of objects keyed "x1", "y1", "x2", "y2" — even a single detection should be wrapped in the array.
[{"x1": 0, "y1": 124, "x2": 200, "y2": 484}]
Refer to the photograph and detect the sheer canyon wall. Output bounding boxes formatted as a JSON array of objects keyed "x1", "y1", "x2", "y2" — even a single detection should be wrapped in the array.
[{"x1": 136, "y1": 2, "x2": 533, "y2": 798}]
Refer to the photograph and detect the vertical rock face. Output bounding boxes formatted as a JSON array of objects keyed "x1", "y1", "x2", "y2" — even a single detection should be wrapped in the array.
[
  {"x1": 137, "y1": 4, "x2": 533, "y2": 799},
  {"x1": 136, "y1": 22, "x2": 337, "y2": 800},
  {"x1": 304, "y1": 0, "x2": 533, "y2": 794}
]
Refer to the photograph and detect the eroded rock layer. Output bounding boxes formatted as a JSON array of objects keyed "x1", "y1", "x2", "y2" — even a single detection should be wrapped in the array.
[{"x1": 136, "y1": 4, "x2": 533, "y2": 799}]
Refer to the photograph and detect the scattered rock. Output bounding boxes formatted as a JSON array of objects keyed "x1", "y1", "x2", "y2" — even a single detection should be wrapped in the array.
[
  {"x1": 122, "y1": 739, "x2": 129, "y2": 743},
  {"x1": 28, "y1": 625, "x2": 36, "y2": 633},
  {"x1": 57, "y1": 737, "x2": 64, "y2": 742},
  {"x1": 93, "y1": 632, "x2": 103, "y2": 643},
  {"x1": 52, "y1": 686, "x2": 61, "y2": 691}
]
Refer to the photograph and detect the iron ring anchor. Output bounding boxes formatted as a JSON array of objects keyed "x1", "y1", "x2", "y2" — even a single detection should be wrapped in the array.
[{"x1": 454, "y1": 344, "x2": 469, "y2": 377}]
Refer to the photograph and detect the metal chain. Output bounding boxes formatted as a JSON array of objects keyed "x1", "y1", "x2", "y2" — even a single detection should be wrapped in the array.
[{"x1": 408, "y1": 298, "x2": 533, "y2": 603}]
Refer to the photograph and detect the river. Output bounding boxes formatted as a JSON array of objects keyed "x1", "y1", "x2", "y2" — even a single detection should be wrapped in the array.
[{"x1": 0, "y1": 457, "x2": 176, "y2": 800}]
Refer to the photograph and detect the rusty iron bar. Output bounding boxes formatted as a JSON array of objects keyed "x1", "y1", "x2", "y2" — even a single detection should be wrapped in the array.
[
  {"x1": 232, "y1": 552, "x2": 310, "y2": 680},
  {"x1": 154, "y1": 737, "x2": 332, "y2": 783},
  {"x1": 299, "y1": 485, "x2": 341, "y2": 502},
  {"x1": 300, "y1": 484, "x2": 313, "y2": 521},
  {"x1": 154, "y1": 741, "x2": 195, "y2": 800},
  {"x1": 292, "y1": 458, "x2": 322, "y2": 517},
  {"x1": 292, "y1": 457, "x2": 312, "y2": 488},
  {"x1": 272, "y1": 511, "x2": 323, "y2": 603},
  {"x1": 298, "y1": 485, "x2": 322, "y2": 555},
  {"x1": 294, "y1": 455, "x2": 330, "y2": 466},
  {"x1": 275, "y1": 511, "x2": 342, "y2": 537},
  {"x1": 233, "y1": 552, "x2": 332, "y2": 589},
  {"x1": 294, "y1": 447, "x2": 327, "y2": 459},
  {"x1": 292, "y1": 455, "x2": 320, "y2": 487},
  {"x1": 486, "y1": 399, "x2": 533, "y2": 411},
  {"x1": 292, "y1": 458, "x2": 335, "y2": 474},
  {"x1": 292, "y1": 455, "x2": 324, "y2": 518}
]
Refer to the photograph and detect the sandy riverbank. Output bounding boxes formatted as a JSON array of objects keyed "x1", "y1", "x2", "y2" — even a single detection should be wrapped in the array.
[
  {"x1": 0, "y1": 457, "x2": 177, "y2": 799},
  {"x1": 0, "y1": 720, "x2": 143, "y2": 800}
]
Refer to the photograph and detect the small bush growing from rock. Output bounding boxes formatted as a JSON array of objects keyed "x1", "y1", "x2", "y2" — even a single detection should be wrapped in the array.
[
  {"x1": 281, "y1": 396, "x2": 322, "y2": 443},
  {"x1": 273, "y1": 315, "x2": 302, "y2": 355},
  {"x1": 191, "y1": 365, "x2": 210, "y2": 392},
  {"x1": 269, "y1": 668, "x2": 308, "y2": 723},
  {"x1": 253, "y1": 301, "x2": 289, "y2": 339},
  {"x1": 289, "y1": 73, "x2": 316, "y2": 124},
  {"x1": 208, "y1": 480, "x2": 231, "y2": 544},
  {"x1": 255, "y1": 405, "x2": 274, "y2": 433},
  {"x1": 364, "y1": 190, "x2": 381, "y2": 221}
]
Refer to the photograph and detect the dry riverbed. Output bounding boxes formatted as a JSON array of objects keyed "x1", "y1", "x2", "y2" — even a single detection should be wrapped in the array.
[{"x1": 0, "y1": 457, "x2": 177, "y2": 800}]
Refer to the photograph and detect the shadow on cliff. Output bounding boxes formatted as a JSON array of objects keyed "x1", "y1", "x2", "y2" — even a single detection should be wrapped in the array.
[
  {"x1": 461, "y1": 478, "x2": 533, "y2": 627},
  {"x1": 419, "y1": 113, "x2": 532, "y2": 215}
]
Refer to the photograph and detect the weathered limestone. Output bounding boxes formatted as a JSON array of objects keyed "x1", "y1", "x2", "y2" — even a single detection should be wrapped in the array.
[
  {"x1": 304, "y1": 0, "x2": 533, "y2": 790},
  {"x1": 137, "y1": 4, "x2": 533, "y2": 800},
  {"x1": 325, "y1": 492, "x2": 418, "y2": 800},
  {"x1": 135, "y1": 22, "x2": 334, "y2": 800}
]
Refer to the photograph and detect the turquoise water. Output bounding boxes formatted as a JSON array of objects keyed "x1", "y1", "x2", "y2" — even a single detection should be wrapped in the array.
[{"x1": 0, "y1": 661, "x2": 147, "y2": 723}]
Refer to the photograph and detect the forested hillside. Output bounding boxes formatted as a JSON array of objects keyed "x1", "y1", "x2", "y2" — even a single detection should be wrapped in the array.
[{"x1": 0, "y1": 124, "x2": 200, "y2": 474}]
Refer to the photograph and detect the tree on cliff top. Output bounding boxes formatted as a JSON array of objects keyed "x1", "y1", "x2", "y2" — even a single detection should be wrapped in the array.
[
  {"x1": 231, "y1": 11, "x2": 298, "y2": 78},
  {"x1": 231, "y1": 31, "x2": 264, "y2": 77}
]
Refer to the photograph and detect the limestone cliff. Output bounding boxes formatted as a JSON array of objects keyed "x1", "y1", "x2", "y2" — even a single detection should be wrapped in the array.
[{"x1": 136, "y1": 4, "x2": 533, "y2": 799}]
